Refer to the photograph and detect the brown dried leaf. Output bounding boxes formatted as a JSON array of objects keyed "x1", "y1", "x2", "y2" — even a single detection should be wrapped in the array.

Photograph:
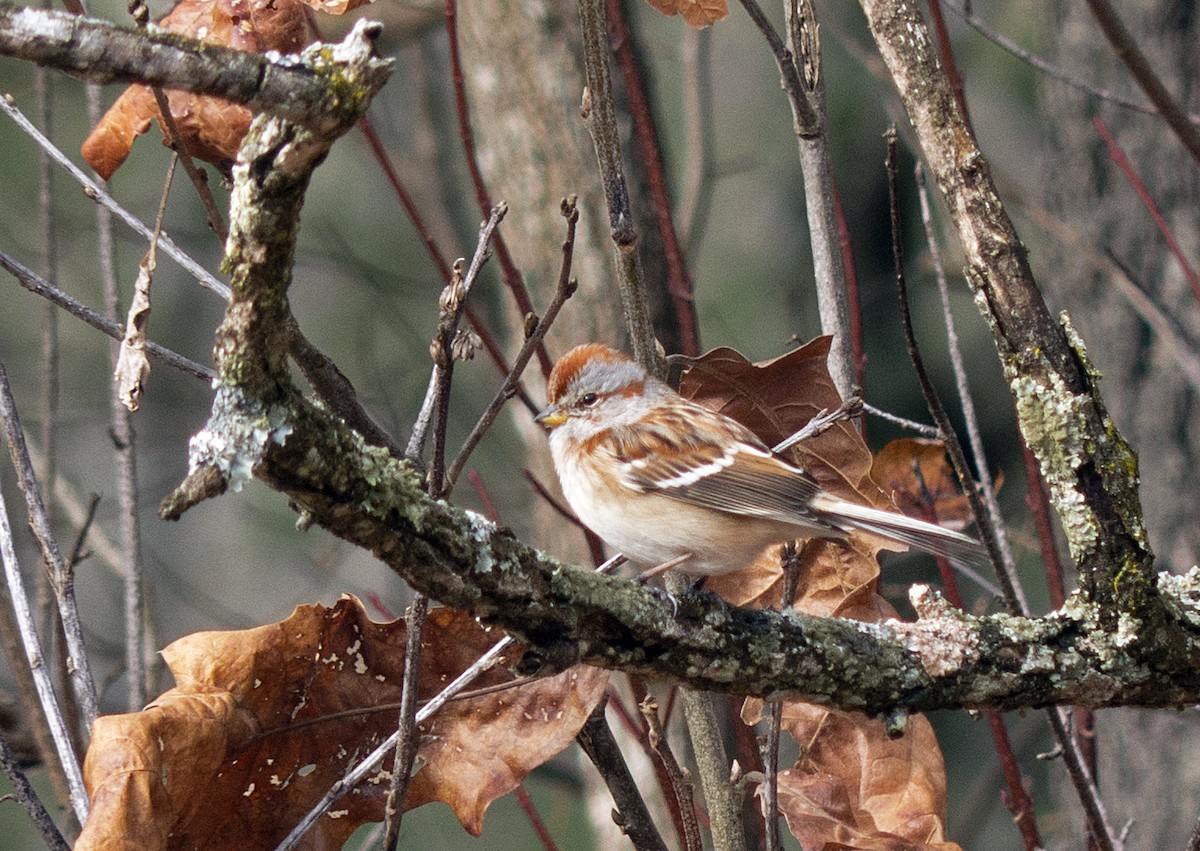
[
  {"x1": 641, "y1": 0, "x2": 728, "y2": 27},
  {"x1": 114, "y1": 249, "x2": 155, "y2": 412},
  {"x1": 682, "y1": 343, "x2": 957, "y2": 849},
  {"x1": 76, "y1": 598, "x2": 607, "y2": 850},
  {"x1": 681, "y1": 342, "x2": 897, "y2": 610},
  {"x1": 872, "y1": 437, "x2": 998, "y2": 531},
  {"x1": 81, "y1": 0, "x2": 308, "y2": 179},
  {"x1": 753, "y1": 704, "x2": 960, "y2": 851},
  {"x1": 298, "y1": 0, "x2": 374, "y2": 14}
]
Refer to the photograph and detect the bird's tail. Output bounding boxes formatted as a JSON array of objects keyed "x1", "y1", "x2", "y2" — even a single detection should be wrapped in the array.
[{"x1": 810, "y1": 494, "x2": 987, "y2": 564}]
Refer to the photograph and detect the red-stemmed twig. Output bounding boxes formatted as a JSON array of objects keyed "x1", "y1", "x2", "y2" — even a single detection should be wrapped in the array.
[
  {"x1": 514, "y1": 784, "x2": 559, "y2": 851},
  {"x1": 1084, "y1": 0, "x2": 1200, "y2": 167},
  {"x1": 357, "y1": 112, "x2": 537, "y2": 414},
  {"x1": 605, "y1": 0, "x2": 699, "y2": 356},
  {"x1": 467, "y1": 469, "x2": 502, "y2": 523},
  {"x1": 358, "y1": 115, "x2": 454, "y2": 283},
  {"x1": 444, "y1": 0, "x2": 552, "y2": 378},
  {"x1": 1093, "y1": 115, "x2": 1200, "y2": 306}
]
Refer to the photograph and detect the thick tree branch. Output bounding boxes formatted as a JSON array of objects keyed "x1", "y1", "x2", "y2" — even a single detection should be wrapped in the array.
[
  {"x1": 858, "y1": 0, "x2": 1155, "y2": 628},
  {"x1": 0, "y1": 4, "x2": 363, "y2": 132},
  {"x1": 122, "y1": 0, "x2": 1199, "y2": 723}
]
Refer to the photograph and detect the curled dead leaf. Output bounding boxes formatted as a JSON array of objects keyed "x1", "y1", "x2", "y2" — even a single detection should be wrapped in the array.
[
  {"x1": 681, "y1": 342, "x2": 898, "y2": 610},
  {"x1": 642, "y1": 0, "x2": 728, "y2": 27},
  {"x1": 872, "y1": 437, "x2": 998, "y2": 531},
  {"x1": 82, "y1": 0, "x2": 309, "y2": 179},
  {"x1": 679, "y1": 342, "x2": 959, "y2": 850},
  {"x1": 114, "y1": 249, "x2": 156, "y2": 412},
  {"x1": 76, "y1": 598, "x2": 607, "y2": 849}
]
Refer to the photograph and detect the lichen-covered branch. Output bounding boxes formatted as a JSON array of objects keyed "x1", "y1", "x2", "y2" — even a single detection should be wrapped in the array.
[
  {"x1": 141, "y1": 5, "x2": 1200, "y2": 719},
  {"x1": 0, "y1": 4, "x2": 361, "y2": 133},
  {"x1": 857, "y1": 0, "x2": 1155, "y2": 627}
]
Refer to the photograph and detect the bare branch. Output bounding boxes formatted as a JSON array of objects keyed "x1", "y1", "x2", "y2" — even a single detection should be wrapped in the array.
[
  {"x1": 0, "y1": 250, "x2": 214, "y2": 381},
  {"x1": 576, "y1": 697, "x2": 671, "y2": 851},
  {"x1": 0, "y1": 4, "x2": 373, "y2": 132}
]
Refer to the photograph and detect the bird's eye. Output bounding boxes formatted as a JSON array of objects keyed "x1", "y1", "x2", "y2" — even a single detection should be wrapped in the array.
[{"x1": 580, "y1": 392, "x2": 599, "y2": 407}]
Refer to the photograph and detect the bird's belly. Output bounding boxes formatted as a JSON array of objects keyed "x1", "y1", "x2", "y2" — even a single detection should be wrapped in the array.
[{"x1": 565, "y1": 478, "x2": 780, "y2": 575}]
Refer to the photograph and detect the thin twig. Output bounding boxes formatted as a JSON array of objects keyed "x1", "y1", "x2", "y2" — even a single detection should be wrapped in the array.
[
  {"x1": 637, "y1": 695, "x2": 700, "y2": 851},
  {"x1": 669, "y1": 568, "x2": 749, "y2": 851},
  {"x1": 33, "y1": 42, "x2": 59, "y2": 660},
  {"x1": 885, "y1": 130, "x2": 1026, "y2": 614},
  {"x1": 382, "y1": 593, "x2": 429, "y2": 848},
  {"x1": 1083, "y1": 0, "x2": 1200, "y2": 167},
  {"x1": 618, "y1": 679, "x2": 690, "y2": 844},
  {"x1": 577, "y1": 0, "x2": 663, "y2": 376},
  {"x1": 735, "y1": 0, "x2": 818, "y2": 135},
  {"x1": 358, "y1": 115, "x2": 453, "y2": 283},
  {"x1": 577, "y1": 696, "x2": 670, "y2": 851},
  {"x1": 890, "y1": 132, "x2": 1120, "y2": 849},
  {"x1": 286, "y1": 320, "x2": 403, "y2": 457},
  {"x1": 522, "y1": 468, "x2": 607, "y2": 567},
  {"x1": 1046, "y1": 706, "x2": 1119, "y2": 851},
  {"x1": 913, "y1": 163, "x2": 1022, "y2": 599},
  {"x1": 770, "y1": 397, "x2": 862, "y2": 454},
  {"x1": 357, "y1": 115, "x2": 530, "y2": 413},
  {"x1": 444, "y1": 0, "x2": 551, "y2": 378},
  {"x1": 128, "y1": 0, "x2": 227, "y2": 243},
  {"x1": 274, "y1": 553, "x2": 628, "y2": 851},
  {"x1": 940, "y1": 0, "x2": 1200, "y2": 124},
  {"x1": 737, "y1": 0, "x2": 854, "y2": 395},
  {"x1": 909, "y1": 471, "x2": 1043, "y2": 849},
  {"x1": 388, "y1": 211, "x2": 508, "y2": 831},
  {"x1": 861, "y1": 402, "x2": 939, "y2": 437},
  {"x1": 513, "y1": 784, "x2": 559, "y2": 851},
  {"x1": 760, "y1": 543, "x2": 803, "y2": 851},
  {"x1": 0, "y1": 94, "x2": 231, "y2": 301},
  {"x1": 426, "y1": 205, "x2": 507, "y2": 493},
  {"x1": 0, "y1": 394, "x2": 89, "y2": 822},
  {"x1": 1101, "y1": 251, "x2": 1200, "y2": 394},
  {"x1": 445, "y1": 198, "x2": 581, "y2": 492},
  {"x1": 1092, "y1": 116, "x2": 1200, "y2": 306},
  {"x1": 606, "y1": 0, "x2": 699, "y2": 356},
  {"x1": 0, "y1": 731, "x2": 70, "y2": 851},
  {"x1": 65, "y1": 494, "x2": 102, "y2": 571},
  {"x1": 831, "y1": 181, "x2": 867, "y2": 399},
  {"x1": 0, "y1": 251, "x2": 214, "y2": 381},
  {"x1": 106, "y1": 151, "x2": 174, "y2": 712},
  {"x1": 0, "y1": 365, "x2": 100, "y2": 733}
]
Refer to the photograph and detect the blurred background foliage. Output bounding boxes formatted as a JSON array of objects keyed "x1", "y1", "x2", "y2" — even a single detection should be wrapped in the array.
[{"x1": 0, "y1": 0, "x2": 1195, "y2": 846}]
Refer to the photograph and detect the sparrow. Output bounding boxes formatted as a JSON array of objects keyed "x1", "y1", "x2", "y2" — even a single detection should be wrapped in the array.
[{"x1": 536, "y1": 343, "x2": 984, "y2": 576}]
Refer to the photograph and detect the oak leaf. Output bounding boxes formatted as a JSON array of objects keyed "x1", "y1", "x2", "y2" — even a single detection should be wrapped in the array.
[
  {"x1": 872, "y1": 437, "x2": 996, "y2": 530},
  {"x1": 76, "y1": 597, "x2": 607, "y2": 849},
  {"x1": 677, "y1": 342, "x2": 960, "y2": 850},
  {"x1": 681, "y1": 340, "x2": 899, "y2": 612},
  {"x1": 642, "y1": 0, "x2": 728, "y2": 27},
  {"x1": 82, "y1": 0, "x2": 311, "y2": 179}
]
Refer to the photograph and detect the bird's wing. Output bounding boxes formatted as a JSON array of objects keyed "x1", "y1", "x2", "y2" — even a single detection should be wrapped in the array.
[
  {"x1": 610, "y1": 404, "x2": 835, "y2": 530},
  {"x1": 609, "y1": 401, "x2": 986, "y2": 562}
]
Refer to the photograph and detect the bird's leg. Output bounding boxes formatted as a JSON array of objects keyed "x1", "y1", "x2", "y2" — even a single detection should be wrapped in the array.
[{"x1": 636, "y1": 552, "x2": 694, "y2": 583}]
